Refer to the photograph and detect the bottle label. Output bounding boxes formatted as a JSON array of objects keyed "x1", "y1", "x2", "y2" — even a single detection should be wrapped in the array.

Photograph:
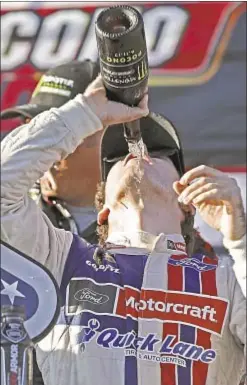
[
  {"x1": 100, "y1": 51, "x2": 148, "y2": 89},
  {"x1": 1, "y1": 321, "x2": 27, "y2": 344},
  {"x1": 1, "y1": 344, "x2": 33, "y2": 385}
]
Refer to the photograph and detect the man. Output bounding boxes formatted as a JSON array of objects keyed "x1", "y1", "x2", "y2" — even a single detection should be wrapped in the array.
[
  {"x1": 1, "y1": 76, "x2": 246, "y2": 385},
  {"x1": 1, "y1": 59, "x2": 222, "y2": 385},
  {"x1": 1, "y1": 60, "x2": 101, "y2": 243}
]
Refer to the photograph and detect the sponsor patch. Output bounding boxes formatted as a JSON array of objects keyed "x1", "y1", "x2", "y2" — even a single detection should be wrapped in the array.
[
  {"x1": 74, "y1": 288, "x2": 109, "y2": 305},
  {"x1": 168, "y1": 256, "x2": 218, "y2": 272},
  {"x1": 116, "y1": 288, "x2": 229, "y2": 336},
  {"x1": 74, "y1": 318, "x2": 217, "y2": 367},
  {"x1": 66, "y1": 282, "x2": 229, "y2": 335},
  {"x1": 167, "y1": 240, "x2": 186, "y2": 253},
  {"x1": 86, "y1": 260, "x2": 120, "y2": 274},
  {"x1": 66, "y1": 278, "x2": 119, "y2": 316}
]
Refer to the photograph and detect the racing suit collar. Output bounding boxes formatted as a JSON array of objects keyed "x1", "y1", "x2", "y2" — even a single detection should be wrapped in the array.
[{"x1": 106, "y1": 231, "x2": 187, "y2": 254}]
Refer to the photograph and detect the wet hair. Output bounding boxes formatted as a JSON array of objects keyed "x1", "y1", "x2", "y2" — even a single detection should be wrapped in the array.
[{"x1": 94, "y1": 181, "x2": 216, "y2": 258}]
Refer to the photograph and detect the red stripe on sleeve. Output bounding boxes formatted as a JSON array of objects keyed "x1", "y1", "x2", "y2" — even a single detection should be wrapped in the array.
[{"x1": 201, "y1": 256, "x2": 218, "y2": 296}]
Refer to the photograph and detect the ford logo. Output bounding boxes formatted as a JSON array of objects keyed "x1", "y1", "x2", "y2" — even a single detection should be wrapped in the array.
[{"x1": 74, "y1": 288, "x2": 109, "y2": 305}]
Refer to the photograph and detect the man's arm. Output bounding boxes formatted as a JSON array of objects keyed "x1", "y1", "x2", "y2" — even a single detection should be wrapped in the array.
[
  {"x1": 1, "y1": 99, "x2": 103, "y2": 283},
  {"x1": 1, "y1": 76, "x2": 148, "y2": 284},
  {"x1": 174, "y1": 165, "x2": 246, "y2": 296},
  {"x1": 227, "y1": 262, "x2": 246, "y2": 359},
  {"x1": 224, "y1": 235, "x2": 246, "y2": 297}
]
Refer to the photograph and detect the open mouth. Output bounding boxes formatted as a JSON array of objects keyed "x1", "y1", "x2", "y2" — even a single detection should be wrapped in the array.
[
  {"x1": 123, "y1": 153, "x2": 153, "y2": 166},
  {"x1": 123, "y1": 153, "x2": 136, "y2": 166}
]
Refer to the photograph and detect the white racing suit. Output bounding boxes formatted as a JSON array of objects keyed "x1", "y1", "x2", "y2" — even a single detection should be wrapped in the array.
[{"x1": 1, "y1": 97, "x2": 246, "y2": 385}]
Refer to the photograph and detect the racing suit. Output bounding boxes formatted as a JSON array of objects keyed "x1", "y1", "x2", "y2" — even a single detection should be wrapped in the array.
[{"x1": 1, "y1": 98, "x2": 246, "y2": 385}]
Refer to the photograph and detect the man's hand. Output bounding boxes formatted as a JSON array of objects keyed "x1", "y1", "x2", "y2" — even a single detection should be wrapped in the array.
[
  {"x1": 173, "y1": 165, "x2": 246, "y2": 241},
  {"x1": 81, "y1": 75, "x2": 149, "y2": 127}
]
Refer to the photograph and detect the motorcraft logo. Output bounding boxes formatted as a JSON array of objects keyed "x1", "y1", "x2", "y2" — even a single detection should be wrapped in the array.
[
  {"x1": 168, "y1": 256, "x2": 218, "y2": 272},
  {"x1": 115, "y1": 288, "x2": 229, "y2": 336},
  {"x1": 74, "y1": 288, "x2": 109, "y2": 305},
  {"x1": 73, "y1": 318, "x2": 217, "y2": 367},
  {"x1": 66, "y1": 278, "x2": 118, "y2": 316}
]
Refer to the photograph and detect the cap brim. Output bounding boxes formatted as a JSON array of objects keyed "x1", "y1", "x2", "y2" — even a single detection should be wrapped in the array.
[
  {"x1": 100, "y1": 112, "x2": 185, "y2": 181},
  {"x1": 1, "y1": 104, "x2": 49, "y2": 120}
]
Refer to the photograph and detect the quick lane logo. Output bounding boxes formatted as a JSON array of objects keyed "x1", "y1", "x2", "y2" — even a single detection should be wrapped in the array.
[
  {"x1": 74, "y1": 318, "x2": 217, "y2": 367},
  {"x1": 116, "y1": 288, "x2": 229, "y2": 336},
  {"x1": 168, "y1": 256, "x2": 218, "y2": 272},
  {"x1": 74, "y1": 288, "x2": 109, "y2": 305},
  {"x1": 66, "y1": 278, "x2": 118, "y2": 316}
]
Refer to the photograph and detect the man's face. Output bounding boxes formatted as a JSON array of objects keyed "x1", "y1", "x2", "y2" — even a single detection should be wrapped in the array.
[
  {"x1": 105, "y1": 155, "x2": 180, "y2": 209},
  {"x1": 40, "y1": 131, "x2": 102, "y2": 206},
  {"x1": 24, "y1": 117, "x2": 102, "y2": 206}
]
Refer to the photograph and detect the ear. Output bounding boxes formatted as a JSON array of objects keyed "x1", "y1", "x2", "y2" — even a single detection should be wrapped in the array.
[
  {"x1": 97, "y1": 206, "x2": 110, "y2": 225},
  {"x1": 173, "y1": 181, "x2": 184, "y2": 195}
]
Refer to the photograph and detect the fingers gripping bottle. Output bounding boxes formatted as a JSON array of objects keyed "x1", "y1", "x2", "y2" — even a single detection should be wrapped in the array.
[
  {"x1": 95, "y1": 5, "x2": 149, "y2": 148},
  {"x1": 1, "y1": 305, "x2": 33, "y2": 385}
]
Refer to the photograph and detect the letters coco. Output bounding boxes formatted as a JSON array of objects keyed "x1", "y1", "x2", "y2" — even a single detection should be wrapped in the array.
[{"x1": 1, "y1": 6, "x2": 189, "y2": 70}]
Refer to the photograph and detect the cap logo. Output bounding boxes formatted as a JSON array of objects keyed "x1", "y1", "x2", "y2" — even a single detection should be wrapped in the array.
[{"x1": 32, "y1": 75, "x2": 74, "y2": 98}]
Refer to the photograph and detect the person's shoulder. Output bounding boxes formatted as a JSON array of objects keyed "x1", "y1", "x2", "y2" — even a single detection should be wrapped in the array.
[{"x1": 69, "y1": 233, "x2": 97, "y2": 255}]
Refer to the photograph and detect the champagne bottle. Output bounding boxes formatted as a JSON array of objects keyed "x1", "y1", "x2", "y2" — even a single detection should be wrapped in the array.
[
  {"x1": 95, "y1": 5, "x2": 149, "y2": 143},
  {"x1": 1, "y1": 305, "x2": 33, "y2": 385}
]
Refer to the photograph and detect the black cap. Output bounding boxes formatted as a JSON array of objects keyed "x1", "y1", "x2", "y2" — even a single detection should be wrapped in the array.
[
  {"x1": 100, "y1": 112, "x2": 185, "y2": 181},
  {"x1": 1, "y1": 60, "x2": 99, "y2": 120}
]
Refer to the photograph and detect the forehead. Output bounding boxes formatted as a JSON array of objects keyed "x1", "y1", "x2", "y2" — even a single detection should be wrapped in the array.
[{"x1": 106, "y1": 156, "x2": 179, "y2": 183}]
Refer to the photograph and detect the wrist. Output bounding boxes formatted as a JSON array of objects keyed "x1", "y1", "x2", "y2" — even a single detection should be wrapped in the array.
[
  {"x1": 80, "y1": 93, "x2": 106, "y2": 127},
  {"x1": 225, "y1": 200, "x2": 246, "y2": 241},
  {"x1": 74, "y1": 94, "x2": 104, "y2": 132}
]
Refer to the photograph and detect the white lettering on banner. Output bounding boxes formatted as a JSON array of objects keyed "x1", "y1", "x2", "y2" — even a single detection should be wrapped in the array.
[
  {"x1": 31, "y1": 10, "x2": 90, "y2": 68},
  {"x1": 77, "y1": 8, "x2": 104, "y2": 62},
  {"x1": 126, "y1": 296, "x2": 217, "y2": 322},
  {"x1": 143, "y1": 6, "x2": 189, "y2": 67},
  {"x1": 1, "y1": 11, "x2": 39, "y2": 70},
  {"x1": 0, "y1": 6, "x2": 188, "y2": 71}
]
